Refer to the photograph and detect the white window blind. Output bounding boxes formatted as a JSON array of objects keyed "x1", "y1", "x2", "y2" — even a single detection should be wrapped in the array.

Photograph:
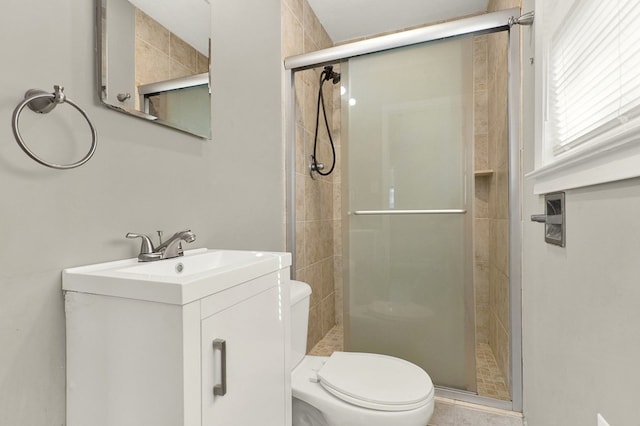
[{"x1": 546, "y1": 0, "x2": 640, "y2": 155}]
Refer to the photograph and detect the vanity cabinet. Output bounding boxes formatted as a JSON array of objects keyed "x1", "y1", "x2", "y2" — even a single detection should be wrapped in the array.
[
  {"x1": 201, "y1": 284, "x2": 285, "y2": 425},
  {"x1": 63, "y1": 250, "x2": 292, "y2": 426}
]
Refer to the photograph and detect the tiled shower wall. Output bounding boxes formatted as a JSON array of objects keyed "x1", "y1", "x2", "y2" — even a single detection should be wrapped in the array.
[
  {"x1": 474, "y1": 34, "x2": 491, "y2": 346},
  {"x1": 486, "y1": 27, "x2": 511, "y2": 392},
  {"x1": 474, "y1": 0, "x2": 519, "y2": 391},
  {"x1": 281, "y1": 0, "x2": 341, "y2": 351},
  {"x1": 488, "y1": 0, "x2": 519, "y2": 388}
]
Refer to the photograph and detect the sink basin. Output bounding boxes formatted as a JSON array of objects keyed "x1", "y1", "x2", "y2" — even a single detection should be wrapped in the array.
[{"x1": 63, "y1": 248, "x2": 292, "y2": 305}]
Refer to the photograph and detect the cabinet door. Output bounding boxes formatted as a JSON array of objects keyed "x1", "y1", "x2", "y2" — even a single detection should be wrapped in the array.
[{"x1": 201, "y1": 286, "x2": 286, "y2": 425}]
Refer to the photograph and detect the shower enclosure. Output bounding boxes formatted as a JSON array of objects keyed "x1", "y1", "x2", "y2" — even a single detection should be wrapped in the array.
[{"x1": 285, "y1": 8, "x2": 523, "y2": 411}]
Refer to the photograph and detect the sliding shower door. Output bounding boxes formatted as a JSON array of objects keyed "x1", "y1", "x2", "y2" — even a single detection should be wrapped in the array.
[{"x1": 343, "y1": 36, "x2": 475, "y2": 391}]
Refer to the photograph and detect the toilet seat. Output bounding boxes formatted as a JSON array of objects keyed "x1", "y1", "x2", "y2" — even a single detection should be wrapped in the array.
[{"x1": 315, "y1": 352, "x2": 434, "y2": 412}]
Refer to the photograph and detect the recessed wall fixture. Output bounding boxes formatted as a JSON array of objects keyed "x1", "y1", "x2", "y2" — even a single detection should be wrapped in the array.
[{"x1": 531, "y1": 192, "x2": 565, "y2": 247}]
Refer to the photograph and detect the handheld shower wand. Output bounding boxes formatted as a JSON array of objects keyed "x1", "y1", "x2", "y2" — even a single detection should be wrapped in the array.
[{"x1": 311, "y1": 65, "x2": 340, "y2": 179}]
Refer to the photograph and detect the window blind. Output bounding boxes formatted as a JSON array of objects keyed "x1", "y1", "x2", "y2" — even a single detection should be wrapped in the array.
[{"x1": 546, "y1": 0, "x2": 640, "y2": 154}]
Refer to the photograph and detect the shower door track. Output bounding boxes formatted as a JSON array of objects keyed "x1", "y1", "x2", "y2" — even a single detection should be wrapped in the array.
[{"x1": 284, "y1": 7, "x2": 523, "y2": 413}]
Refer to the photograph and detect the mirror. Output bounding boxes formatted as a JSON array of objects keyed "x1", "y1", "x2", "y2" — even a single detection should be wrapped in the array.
[{"x1": 97, "y1": 0, "x2": 211, "y2": 139}]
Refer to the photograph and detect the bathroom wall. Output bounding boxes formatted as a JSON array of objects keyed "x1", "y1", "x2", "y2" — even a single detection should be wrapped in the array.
[
  {"x1": 0, "y1": 0, "x2": 283, "y2": 424},
  {"x1": 281, "y1": 0, "x2": 340, "y2": 351},
  {"x1": 520, "y1": 0, "x2": 640, "y2": 424}
]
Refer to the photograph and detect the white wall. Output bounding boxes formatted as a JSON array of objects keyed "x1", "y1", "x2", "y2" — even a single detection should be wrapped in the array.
[
  {"x1": 0, "y1": 0, "x2": 283, "y2": 424},
  {"x1": 521, "y1": 0, "x2": 640, "y2": 424}
]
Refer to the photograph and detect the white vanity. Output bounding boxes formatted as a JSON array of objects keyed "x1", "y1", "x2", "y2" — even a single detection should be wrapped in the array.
[{"x1": 63, "y1": 249, "x2": 292, "y2": 426}]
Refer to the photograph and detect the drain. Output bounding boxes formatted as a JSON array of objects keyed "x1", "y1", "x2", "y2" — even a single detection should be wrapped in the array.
[{"x1": 175, "y1": 262, "x2": 184, "y2": 273}]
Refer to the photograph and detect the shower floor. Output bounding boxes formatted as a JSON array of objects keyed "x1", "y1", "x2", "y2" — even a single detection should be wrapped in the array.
[
  {"x1": 308, "y1": 325, "x2": 510, "y2": 401},
  {"x1": 308, "y1": 324, "x2": 344, "y2": 355},
  {"x1": 475, "y1": 342, "x2": 510, "y2": 400}
]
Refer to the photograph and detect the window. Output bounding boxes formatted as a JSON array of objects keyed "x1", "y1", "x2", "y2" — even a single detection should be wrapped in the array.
[{"x1": 529, "y1": 0, "x2": 640, "y2": 194}]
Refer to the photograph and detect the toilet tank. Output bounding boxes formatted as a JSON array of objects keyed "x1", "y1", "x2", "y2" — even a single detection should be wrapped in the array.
[{"x1": 289, "y1": 280, "x2": 312, "y2": 369}]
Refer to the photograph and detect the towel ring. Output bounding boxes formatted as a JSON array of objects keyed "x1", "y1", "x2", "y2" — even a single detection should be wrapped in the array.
[{"x1": 11, "y1": 85, "x2": 97, "y2": 170}]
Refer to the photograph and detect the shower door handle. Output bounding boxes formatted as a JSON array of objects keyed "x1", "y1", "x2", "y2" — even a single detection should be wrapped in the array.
[{"x1": 352, "y1": 209, "x2": 467, "y2": 215}]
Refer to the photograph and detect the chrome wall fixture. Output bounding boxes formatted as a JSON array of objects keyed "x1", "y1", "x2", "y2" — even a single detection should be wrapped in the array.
[
  {"x1": 508, "y1": 11, "x2": 534, "y2": 27},
  {"x1": 531, "y1": 192, "x2": 565, "y2": 247},
  {"x1": 11, "y1": 85, "x2": 98, "y2": 169}
]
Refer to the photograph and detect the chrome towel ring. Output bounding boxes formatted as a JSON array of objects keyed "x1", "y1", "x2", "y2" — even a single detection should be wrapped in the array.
[{"x1": 11, "y1": 85, "x2": 97, "y2": 170}]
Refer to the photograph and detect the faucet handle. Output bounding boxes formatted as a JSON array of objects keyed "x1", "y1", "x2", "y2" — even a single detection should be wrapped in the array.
[{"x1": 126, "y1": 232, "x2": 155, "y2": 254}]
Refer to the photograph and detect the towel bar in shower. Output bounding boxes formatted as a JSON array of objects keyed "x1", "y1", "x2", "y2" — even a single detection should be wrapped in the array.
[{"x1": 352, "y1": 209, "x2": 467, "y2": 215}]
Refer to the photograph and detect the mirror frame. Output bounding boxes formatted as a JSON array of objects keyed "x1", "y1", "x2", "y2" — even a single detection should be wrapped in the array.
[{"x1": 95, "y1": 0, "x2": 211, "y2": 139}]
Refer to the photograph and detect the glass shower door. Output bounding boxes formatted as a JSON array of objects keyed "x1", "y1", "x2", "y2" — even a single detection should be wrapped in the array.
[{"x1": 344, "y1": 36, "x2": 475, "y2": 391}]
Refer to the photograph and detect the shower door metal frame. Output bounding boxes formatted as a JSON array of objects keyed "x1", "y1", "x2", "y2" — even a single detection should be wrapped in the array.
[{"x1": 284, "y1": 8, "x2": 523, "y2": 412}]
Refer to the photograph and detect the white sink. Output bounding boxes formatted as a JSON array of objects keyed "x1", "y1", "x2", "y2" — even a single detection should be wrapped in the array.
[{"x1": 63, "y1": 248, "x2": 292, "y2": 305}]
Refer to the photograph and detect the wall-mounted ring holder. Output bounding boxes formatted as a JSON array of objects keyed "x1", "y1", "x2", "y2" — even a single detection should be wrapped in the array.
[{"x1": 11, "y1": 85, "x2": 98, "y2": 170}]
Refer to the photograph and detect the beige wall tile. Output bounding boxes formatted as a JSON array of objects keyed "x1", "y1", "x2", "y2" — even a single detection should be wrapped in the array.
[
  {"x1": 321, "y1": 293, "x2": 335, "y2": 335},
  {"x1": 302, "y1": 0, "x2": 323, "y2": 47},
  {"x1": 333, "y1": 255, "x2": 343, "y2": 325},
  {"x1": 475, "y1": 261, "x2": 490, "y2": 306},
  {"x1": 135, "y1": 41, "x2": 171, "y2": 86},
  {"x1": 475, "y1": 134, "x2": 489, "y2": 172},
  {"x1": 306, "y1": 261, "x2": 323, "y2": 307},
  {"x1": 196, "y1": 52, "x2": 209, "y2": 74},
  {"x1": 475, "y1": 178, "x2": 489, "y2": 219},
  {"x1": 303, "y1": 31, "x2": 319, "y2": 54},
  {"x1": 496, "y1": 218, "x2": 509, "y2": 275},
  {"x1": 320, "y1": 257, "x2": 334, "y2": 299},
  {"x1": 476, "y1": 305, "x2": 490, "y2": 344},
  {"x1": 170, "y1": 60, "x2": 194, "y2": 80},
  {"x1": 474, "y1": 90, "x2": 488, "y2": 135},
  {"x1": 332, "y1": 217, "x2": 342, "y2": 256},
  {"x1": 496, "y1": 269, "x2": 510, "y2": 334},
  {"x1": 304, "y1": 220, "x2": 333, "y2": 265},
  {"x1": 283, "y1": 0, "x2": 303, "y2": 22},
  {"x1": 474, "y1": 218, "x2": 489, "y2": 264},
  {"x1": 307, "y1": 303, "x2": 322, "y2": 351},
  {"x1": 135, "y1": 8, "x2": 208, "y2": 89},
  {"x1": 170, "y1": 34, "x2": 196, "y2": 71},
  {"x1": 282, "y1": 3, "x2": 303, "y2": 57},
  {"x1": 295, "y1": 219, "x2": 305, "y2": 270},
  {"x1": 135, "y1": 9, "x2": 170, "y2": 55}
]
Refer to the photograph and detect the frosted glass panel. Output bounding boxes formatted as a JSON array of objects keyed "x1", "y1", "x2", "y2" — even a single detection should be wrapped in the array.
[
  {"x1": 345, "y1": 37, "x2": 474, "y2": 390},
  {"x1": 147, "y1": 84, "x2": 211, "y2": 138}
]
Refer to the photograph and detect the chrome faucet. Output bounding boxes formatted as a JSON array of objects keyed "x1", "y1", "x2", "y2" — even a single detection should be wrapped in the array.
[{"x1": 126, "y1": 230, "x2": 196, "y2": 262}]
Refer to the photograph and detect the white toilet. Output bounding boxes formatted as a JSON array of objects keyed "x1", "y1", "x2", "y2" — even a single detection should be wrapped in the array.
[{"x1": 290, "y1": 280, "x2": 435, "y2": 426}]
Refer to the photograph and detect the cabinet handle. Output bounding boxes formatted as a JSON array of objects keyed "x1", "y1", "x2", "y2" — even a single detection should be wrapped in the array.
[{"x1": 212, "y1": 339, "x2": 227, "y2": 396}]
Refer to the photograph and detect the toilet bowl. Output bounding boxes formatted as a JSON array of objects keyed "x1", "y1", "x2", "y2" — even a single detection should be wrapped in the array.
[{"x1": 289, "y1": 280, "x2": 435, "y2": 426}]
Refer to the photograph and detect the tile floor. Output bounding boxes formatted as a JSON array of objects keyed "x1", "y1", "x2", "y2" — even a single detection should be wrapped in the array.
[
  {"x1": 309, "y1": 325, "x2": 510, "y2": 401},
  {"x1": 475, "y1": 342, "x2": 510, "y2": 401},
  {"x1": 308, "y1": 324, "x2": 343, "y2": 355}
]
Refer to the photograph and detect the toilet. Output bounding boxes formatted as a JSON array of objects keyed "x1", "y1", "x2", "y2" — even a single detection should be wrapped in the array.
[{"x1": 289, "y1": 280, "x2": 435, "y2": 426}]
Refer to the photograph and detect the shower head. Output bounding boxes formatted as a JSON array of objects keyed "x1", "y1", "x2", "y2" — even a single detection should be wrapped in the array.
[{"x1": 322, "y1": 65, "x2": 341, "y2": 85}]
